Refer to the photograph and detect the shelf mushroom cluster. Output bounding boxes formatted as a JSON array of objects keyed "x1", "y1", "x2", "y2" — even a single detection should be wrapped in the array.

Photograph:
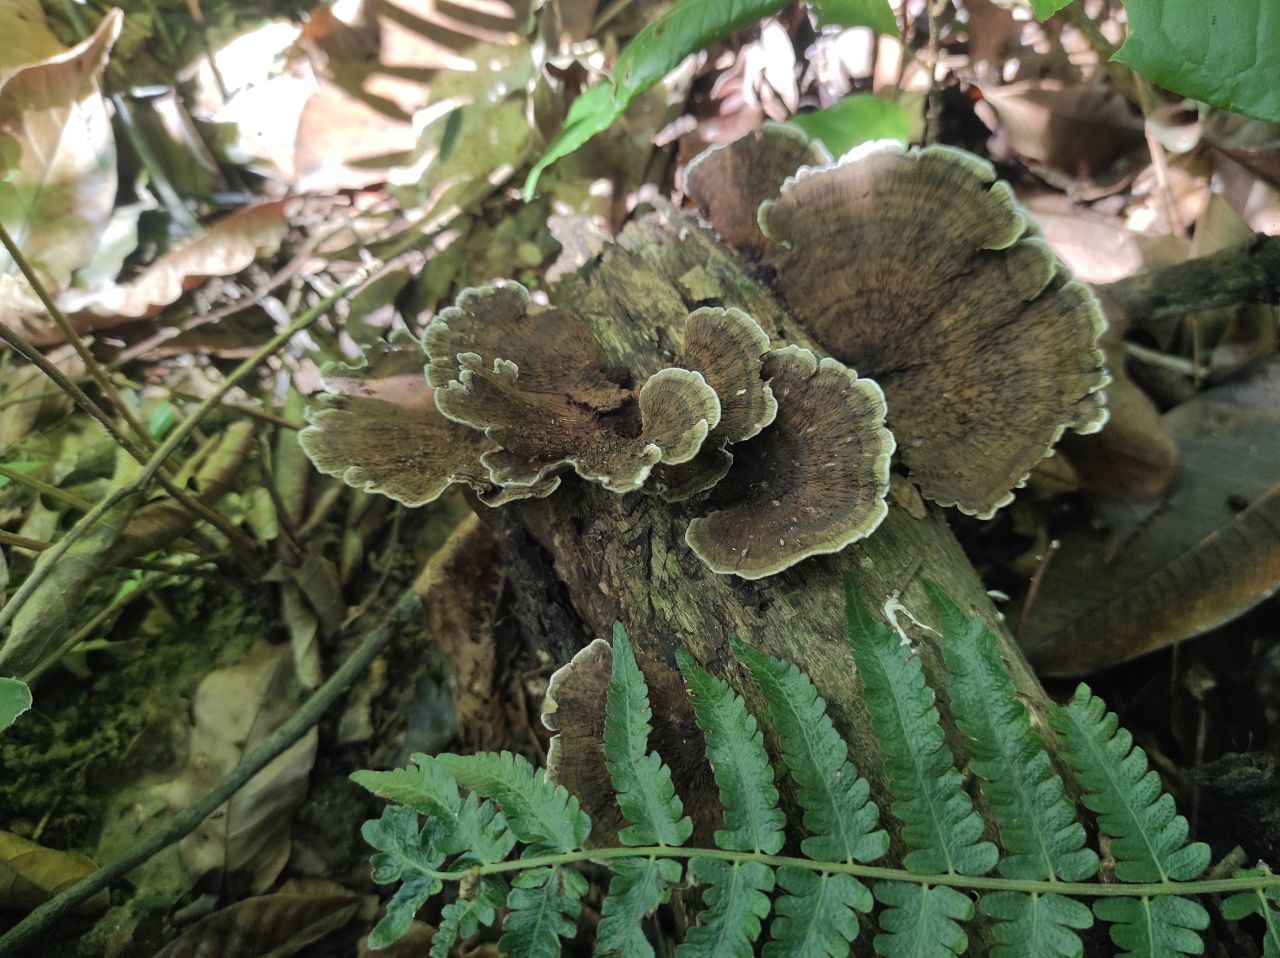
[{"x1": 300, "y1": 128, "x2": 1109, "y2": 579}]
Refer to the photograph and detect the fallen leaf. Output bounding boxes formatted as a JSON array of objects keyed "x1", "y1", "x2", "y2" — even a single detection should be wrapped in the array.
[
  {"x1": 1021, "y1": 356, "x2": 1280, "y2": 676},
  {"x1": 0, "y1": 676, "x2": 31, "y2": 733},
  {"x1": 0, "y1": 830, "x2": 108, "y2": 913},
  {"x1": 168, "y1": 642, "x2": 318, "y2": 896},
  {"x1": 0, "y1": 343, "x2": 86, "y2": 449},
  {"x1": 152, "y1": 891, "x2": 361, "y2": 958}
]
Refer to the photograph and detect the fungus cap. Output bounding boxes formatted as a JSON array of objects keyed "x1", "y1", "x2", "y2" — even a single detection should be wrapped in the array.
[
  {"x1": 759, "y1": 140, "x2": 1109, "y2": 517},
  {"x1": 685, "y1": 345, "x2": 894, "y2": 579}
]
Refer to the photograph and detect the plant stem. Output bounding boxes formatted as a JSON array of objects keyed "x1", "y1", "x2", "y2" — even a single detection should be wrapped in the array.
[{"x1": 0, "y1": 587, "x2": 424, "y2": 956}]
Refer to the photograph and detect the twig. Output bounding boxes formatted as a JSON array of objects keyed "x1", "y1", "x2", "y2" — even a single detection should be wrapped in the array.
[
  {"x1": 0, "y1": 531, "x2": 51, "y2": 552},
  {"x1": 0, "y1": 586, "x2": 425, "y2": 956},
  {"x1": 1018, "y1": 539, "x2": 1059, "y2": 639},
  {"x1": 0, "y1": 531, "x2": 220, "y2": 577},
  {"x1": 1133, "y1": 77, "x2": 1184, "y2": 238},
  {"x1": 923, "y1": 0, "x2": 948, "y2": 145},
  {"x1": 0, "y1": 464, "x2": 94, "y2": 513}
]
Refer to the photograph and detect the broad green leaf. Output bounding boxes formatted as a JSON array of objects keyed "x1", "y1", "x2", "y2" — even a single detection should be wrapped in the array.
[
  {"x1": 526, "y1": 0, "x2": 789, "y2": 197},
  {"x1": 845, "y1": 579, "x2": 998, "y2": 877},
  {"x1": 605, "y1": 624, "x2": 693, "y2": 848},
  {"x1": 765, "y1": 867, "x2": 869, "y2": 957},
  {"x1": 1030, "y1": 0, "x2": 1072, "y2": 19},
  {"x1": 675, "y1": 649, "x2": 785, "y2": 855},
  {"x1": 1114, "y1": 1, "x2": 1280, "y2": 123},
  {"x1": 500, "y1": 866, "x2": 589, "y2": 958},
  {"x1": 430, "y1": 877, "x2": 507, "y2": 958},
  {"x1": 980, "y1": 891, "x2": 1093, "y2": 958},
  {"x1": 0, "y1": 677, "x2": 32, "y2": 734},
  {"x1": 1093, "y1": 895, "x2": 1209, "y2": 958},
  {"x1": 361, "y1": 807, "x2": 446, "y2": 948},
  {"x1": 678, "y1": 858, "x2": 774, "y2": 958},
  {"x1": 810, "y1": 0, "x2": 898, "y2": 34},
  {"x1": 1053, "y1": 686, "x2": 1210, "y2": 883},
  {"x1": 789, "y1": 95, "x2": 912, "y2": 157},
  {"x1": 434, "y1": 750, "x2": 591, "y2": 855},
  {"x1": 931, "y1": 584, "x2": 1097, "y2": 883},
  {"x1": 597, "y1": 857, "x2": 682, "y2": 957},
  {"x1": 872, "y1": 881, "x2": 971, "y2": 958}
]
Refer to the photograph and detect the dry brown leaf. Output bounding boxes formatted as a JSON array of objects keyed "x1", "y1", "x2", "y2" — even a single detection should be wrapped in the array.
[
  {"x1": 0, "y1": 830, "x2": 108, "y2": 913},
  {"x1": 152, "y1": 891, "x2": 361, "y2": 958},
  {"x1": 0, "y1": 343, "x2": 86, "y2": 449},
  {"x1": 1021, "y1": 356, "x2": 1280, "y2": 676},
  {"x1": 168, "y1": 642, "x2": 317, "y2": 895}
]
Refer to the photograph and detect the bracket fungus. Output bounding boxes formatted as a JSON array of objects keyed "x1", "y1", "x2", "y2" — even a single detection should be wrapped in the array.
[{"x1": 755, "y1": 140, "x2": 1109, "y2": 518}]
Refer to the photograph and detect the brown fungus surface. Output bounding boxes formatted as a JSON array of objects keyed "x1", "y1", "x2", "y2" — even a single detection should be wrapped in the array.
[
  {"x1": 759, "y1": 140, "x2": 1109, "y2": 518},
  {"x1": 651, "y1": 307, "x2": 778, "y2": 501},
  {"x1": 682, "y1": 124, "x2": 830, "y2": 253},
  {"x1": 685, "y1": 345, "x2": 894, "y2": 579},
  {"x1": 298, "y1": 340, "x2": 554, "y2": 507}
]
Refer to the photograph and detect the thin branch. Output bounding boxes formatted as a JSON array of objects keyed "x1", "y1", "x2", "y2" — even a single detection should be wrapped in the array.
[{"x1": 0, "y1": 587, "x2": 424, "y2": 955}]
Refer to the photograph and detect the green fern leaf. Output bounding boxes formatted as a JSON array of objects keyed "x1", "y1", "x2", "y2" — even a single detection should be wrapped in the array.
[
  {"x1": 434, "y1": 751, "x2": 591, "y2": 855},
  {"x1": 500, "y1": 866, "x2": 589, "y2": 957},
  {"x1": 678, "y1": 858, "x2": 775, "y2": 957},
  {"x1": 1053, "y1": 685, "x2": 1210, "y2": 883},
  {"x1": 872, "y1": 881, "x2": 972, "y2": 958},
  {"x1": 597, "y1": 857, "x2": 682, "y2": 957},
  {"x1": 930, "y1": 584, "x2": 1097, "y2": 883},
  {"x1": 980, "y1": 891, "x2": 1093, "y2": 958},
  {"x1": 351, "y1": 757, "x2": 515, "y2": 865},
  {"x1": 845, "y1": 579, "x2": 998, "y2": 876},
  {"x1": 764, "y1": 867, "x2": 871, "y2": 957},
  {"x1": 733, "y1": 638, "x2": 888, "y2": 864},
  {"x1": 361, "y1": 807, "x2": 446, "y2": 948},
  {"x1": 1221, "y1": 867, "x2": 1280, "y2": 958},
  {"x1": 675, "y1": 650, "x2": 785, "y2": 855},
  {"x1": 1092, "y1": 896, "x2": 1210, "y2": 958},
  {"x1": 431, "y1": 877, "x2": 507, "y2": 958},
  {"x1": 606, "y1": 624, "x2": 694, "y2": 847}
]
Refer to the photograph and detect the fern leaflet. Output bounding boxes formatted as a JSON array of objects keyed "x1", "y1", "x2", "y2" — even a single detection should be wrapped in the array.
[
  {"x1": 1092, "y1": 896, "x2": 1210, "y2": 958},
  {"x1": 361, "y1": 807, "x2": 446, "y2": 948},
  {"x1": 499, "y1": 865, "x2": 589, "y2": 957},
  {"x1": 1222, "y1": 868, "x2": 1280, "y2": 958},
  {"x1": 845, "y1": 578, "x2": 998, "y2": 877},
  {"x1": 597, "y1": 857, "x2": 682, "y2": 957},
  {"x1": 679, "y1": 857, "x2": 775, "y2": 957},
  {"x1": 766, "y1": 866, "x2": 871, "y2": 957},
  {"x1": 873, "y1": 881, "x2": 972, "y2": 958},
  {"x1": 980, "y1": 891, "x2": 1093, "y2": 958},
  {"x1": 430, "y1": 877, "x2": 507, "y2": 958}
]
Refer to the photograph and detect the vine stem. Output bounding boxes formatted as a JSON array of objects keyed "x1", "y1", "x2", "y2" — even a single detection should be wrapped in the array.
[
  {"x1": 426, "y1": 845, "x2": 1280, "y2": 900},
  {"x1": 0, "y1": 587, "x2": 424, "y2": 956}
]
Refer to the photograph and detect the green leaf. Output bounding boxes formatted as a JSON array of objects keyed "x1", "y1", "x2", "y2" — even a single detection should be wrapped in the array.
[
  {"x1": 597, "y1": 857, "x2": 682, "y2": 957},
  {"x1": 930, "y1": 584, "x2": 1097, "y2": 882},
  {"x1": 361, "y1": 807, "x2": 446, "y2": 948},
  {"x1": 500, "y1": 866, "x2": 589, "y2": 958},
  {"x1": 1052, "y1": 685, "x2": 1210, "y2": 883},
  {"x1": 810, "y1": 0, "x2": 898, "y2": 34},
  {"x1": 1221, "y1": 868, "x2": 1280, "y2": 958},
  {"x1": 525, "y1": 0, "x2": 789, "y2": 197},
  {"x1": 675, "y1": 649, "x2": 785, "y2": 855},
  {"x1": 678, "y1": 858, "x2": 775, "y2": 958},
  {"x1": 1114, "y1": 1, "x2": 1280, "y2": 123},
  {"x1": 1030, "y1": 0, "x2": 1072, "y2": 19},
  {"x1": 980, "y1": 891, "x2": 1093, "y2": 958},
  {"x1": 0, "y1": 677, "x2": 32, "y2": 734},
  {"x1": 764, "y1": 867, "x2": 870, "y2": 957},
  {"x1": 733, "y1": 638, "x2": 886, "y2": 864},
  {"x1": 1092, "y1": 896, "x2": 1210, "y2": 958},
  {"x1": 431, "y1": 877, "x2": 507, "y2": 958},
  {"x1": 872, "y1": 882, "x2": 972, "y2": 958},
  {"x1": 351, "y1": 757, "x2": 515, "y2": 865},
  {"x1": 789, "y1": 95, "x2": 911, "y2": 157},
  {"x1": 844, "y1": 578, "x2": 998, "y2": 877},
  {"x1": 434, "y1": 750, "x2": 591, "y2": 855},
  {"x1": 606, "y1": 624, "x2": 694, "y2": 848}
]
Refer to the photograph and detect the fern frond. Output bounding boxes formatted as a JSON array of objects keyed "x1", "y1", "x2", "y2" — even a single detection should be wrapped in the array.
[
  {"x1": 674, "y1": 650, "x2": 785, "y2": 855},
  {"x1": 434, "y1": 751, "x2": 592, "y2": 855},
  {"x1": 500, "y1": 866, "x2": 589, "y2": 957},
  {"x1": 597, "y1": 857, "x2": 682, "y2": 957},
  {"x1": 844, "y1": 579, "x2": 998, "y2": 877},
  {"x1": 606, "y1": 624, "x2": 694, "y2": 848},
  {"x1": 764, "y1": 866, "x2": 871, "y2": 957},
  {"x1": 430, "y1": 877, "x2": 507, "y2": 958},
  {"x1": 980, "y1": 891, "x2": 1093, "y2": 958},
  {"x1": 361, "y1": 807, "x2": 446, "y2": 948},
  {"x1": 1092, "y1": 896, "x2": 1210, "y2": 958},
  {"x1": 733, "y1": 638, "x2": 888, "y2": 864},
  {"x1": 1222, "y1": 867, "x2": 1280, "y2": 958},
  {"x1": 675, "y1": 650, "x2": 782, "y2": 956},
  {"x1": 351, "y1": 760, "x2": 515, "y2": 864},
  {"x1": 872, "y1": 881, "x2": 971, "y2": 958},
  {"x1": 678, "y1": 858, "x2": 775, "y2": 957},
  {"x1": 930, "y1": 584, "x2": 1097, "y2": 883}
]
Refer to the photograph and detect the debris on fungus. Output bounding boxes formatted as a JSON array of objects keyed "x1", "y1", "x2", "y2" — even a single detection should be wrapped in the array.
[
  {"x1": 685, "y1": 345, "x2": 894, "y2": 580},
  {"x1": 682, "y1": 124, "x2": 831, "y2": 253},
  {"x1": 758, "y1": 140, "x2": 1109, "y2": 518},
  {"x1": 650, "y1": 307, "x2": 778, "y2": 501}
]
